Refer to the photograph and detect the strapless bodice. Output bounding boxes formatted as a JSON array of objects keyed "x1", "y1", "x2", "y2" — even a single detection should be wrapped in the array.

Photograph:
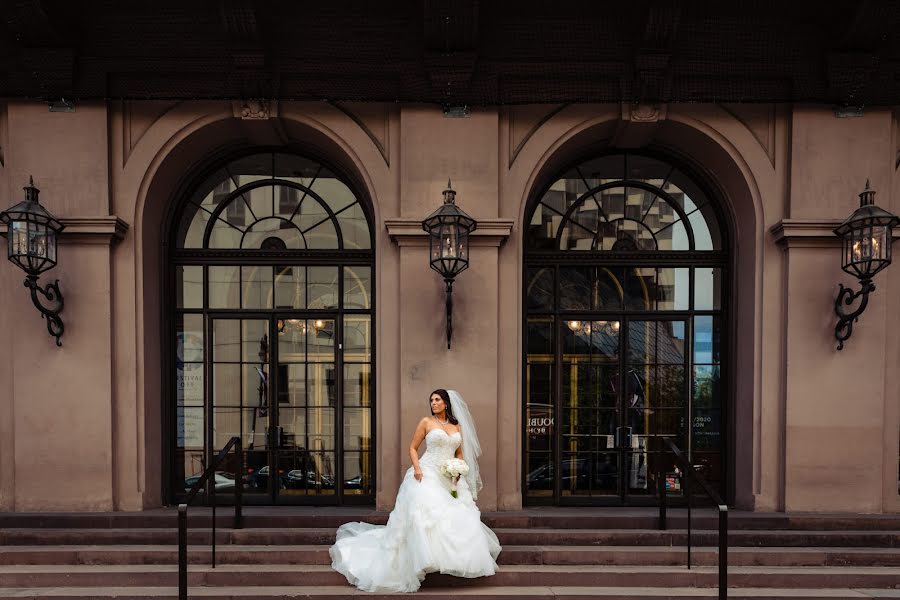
[{"x1": 419, "y1": 428, "x2": 461, "y2": 469}]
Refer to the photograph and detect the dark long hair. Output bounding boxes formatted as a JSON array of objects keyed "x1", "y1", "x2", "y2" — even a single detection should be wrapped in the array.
[{"x1": 429, "y1": 389, "x2": 459, "y2": 425}]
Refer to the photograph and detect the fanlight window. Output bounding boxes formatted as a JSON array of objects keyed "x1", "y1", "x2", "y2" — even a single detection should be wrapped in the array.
[
  {"x1": 527, "y1": 153, "x2": 722, "y2": 252},
  {"x1": 176, "y1": 152, "x2": 371, "y2": 251}
]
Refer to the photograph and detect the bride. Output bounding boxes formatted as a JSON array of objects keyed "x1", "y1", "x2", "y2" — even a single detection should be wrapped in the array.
[{"x1": 330, "y1": 389, "x2": 502, "y2": 593}]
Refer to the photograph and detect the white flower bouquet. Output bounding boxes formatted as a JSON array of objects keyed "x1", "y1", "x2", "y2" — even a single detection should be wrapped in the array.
[{"x1": 439, "y1": 458, "x2": 469, "y2": 498}]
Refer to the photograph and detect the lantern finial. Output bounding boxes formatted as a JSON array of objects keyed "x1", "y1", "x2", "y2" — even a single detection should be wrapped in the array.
[
  {"x1": 860, "y1": 180, "x2": 876, "y2": 206},
  {"x1": 443, "y1": 179, "x2": 456, "y2": 204},
  {"x1": 23, "y1": 176, "x2": 39, "y2": 203}
]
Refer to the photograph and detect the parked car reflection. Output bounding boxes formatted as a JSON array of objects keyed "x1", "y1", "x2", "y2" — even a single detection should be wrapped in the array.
[
  {"x1": 239, "y1": 463, "x2": 363, "y2": 492},
  {"x1": 343, "y1": 474, "x2": 364, "y2": 490},
  {"x1": 526, "y1": 459, "x2": 586, "y2": 490},
  {"x1": 244, "y1": 465, "x2": 289, "y2": 490},
  {"x1": 184, "y1": 472, "x2": 236, "y2": 493},
  {"x1": 286, "y1": 469, "x2": 335, "y2": 489}
]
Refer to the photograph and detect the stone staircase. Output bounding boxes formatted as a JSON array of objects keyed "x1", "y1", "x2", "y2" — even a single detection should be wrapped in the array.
[{"x1": 0, "y1": 508, "x2": 898, "y2": 599}]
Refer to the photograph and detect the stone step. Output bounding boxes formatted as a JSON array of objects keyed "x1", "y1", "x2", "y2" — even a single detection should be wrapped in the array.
[
  {"x1": 3, "y1": 545, "x2": 900, "y2": 568},
  {"x1": 3, "y1": 510, "x2": 900, "y2": 532},
  {"x1": 1, "y1": 586, "x2": 900, "y2": 599},
  {"x1": 3, "y1": 528, "x2": 899, "y2": 548},
  {"x1": 0, "y1": 564, "x2": 897, "y2": 589}
]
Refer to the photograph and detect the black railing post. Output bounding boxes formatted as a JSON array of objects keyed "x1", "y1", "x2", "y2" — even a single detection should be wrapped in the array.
[
  {"x1": 211, "y1": 467, "x2": 217, "y2": 569},
  {"x1": 235, "y1": 437, "x2": 243, "y2": 530},
  {"x1": 719, "y1": 505, "x2": 728, "y2": 599},
  {"x1": 658, "y1": 463, "x2": 667, "y2": 531},
  {"x1": 178, "y1": 437, "x2": 244, "y2": 596},
  {"x1": 659, "y1": 437, "x2": 726, "y2": 597},
  {"x1": 178, "y1": 504, "x2": 187, "y2": 600},
  {"x1": 686, "y1": 469, "x2": 692, "y2": 570}
]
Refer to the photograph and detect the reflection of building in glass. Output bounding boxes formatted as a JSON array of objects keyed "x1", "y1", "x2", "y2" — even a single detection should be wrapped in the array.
[
  {"x1": 524, "y1": 153, "x2": 725, "y2": 504},
  {"x1": 167, "y1": 152, "x2": 375, "y2": 502}
]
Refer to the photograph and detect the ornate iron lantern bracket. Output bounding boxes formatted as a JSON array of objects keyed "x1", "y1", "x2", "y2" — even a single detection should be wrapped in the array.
[
  {"x1": 832, "y1": 181, "x2": 899, "y2": 350},
  {"x1": 834, "y1": 278, "x2": 874, "y2": 351},
  {"x1": 24, "y1": 275, "x2": 65, "y2": 346},
  {"x1": 0, "y1": 177, "x2": 66, "y2": 346}
]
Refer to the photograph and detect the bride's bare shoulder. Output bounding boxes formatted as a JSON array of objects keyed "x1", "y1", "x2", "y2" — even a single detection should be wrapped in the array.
[{"x1": 417, "y1": 416, "x2": 433, "y2": 429}]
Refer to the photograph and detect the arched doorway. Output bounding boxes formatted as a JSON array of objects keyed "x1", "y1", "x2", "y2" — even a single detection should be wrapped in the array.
[
  {"x1": 166, "y1": 150, "x2": 375, "y2": 505},
  {"x1": 522, "y1": 151, "x2": 729, "y2": 506}
]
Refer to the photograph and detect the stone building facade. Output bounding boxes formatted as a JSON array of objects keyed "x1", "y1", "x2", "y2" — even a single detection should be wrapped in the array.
[{"x1": 1, "y1": 99, "x2": 898, "y2": 515}]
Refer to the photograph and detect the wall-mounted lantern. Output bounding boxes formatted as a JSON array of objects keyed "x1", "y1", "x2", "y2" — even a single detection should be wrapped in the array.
[
  {"x1": 833, "y1": 181, "x2": 899, "y2": 350},
  {"x1": 421, "y1": 180, "x2": 477, "y2": 349},
  {"x1": 0, "y1": 177, "x2": 66, "y2": 346}
]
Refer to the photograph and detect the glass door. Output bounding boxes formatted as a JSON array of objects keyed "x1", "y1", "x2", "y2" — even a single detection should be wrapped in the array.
[
  {"x1": 273, "y1": 316, "x2": 338, "y2": 502},
  {"x1": 208, "y1": 316, "x2": 271, "y2": 502},
  {"x1": 206, "y1": 313, "x2": 371, "y2": 504},
  {"x1": 558, "y1": 318, "x2": 621, "y2": 502},
  {"x1": 532, "y1": 316, "x2": 690, "y2": 505},
  {"x1": 622, "y1": 318, "x2": 689, "y2": 504}
]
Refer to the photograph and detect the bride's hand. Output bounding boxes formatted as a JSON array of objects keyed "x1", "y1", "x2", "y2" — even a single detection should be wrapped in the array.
[{"x1": 414, "y1": 469, "x2": 423, "y2": 482}]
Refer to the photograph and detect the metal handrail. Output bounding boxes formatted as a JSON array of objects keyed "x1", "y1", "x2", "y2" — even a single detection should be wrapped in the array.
[
  {"x1": 657, "y1": 435, "x2": 728, "y2": 599},
  {"x1": 178, "y1": 436, "x2": 243, "y2": 600}
]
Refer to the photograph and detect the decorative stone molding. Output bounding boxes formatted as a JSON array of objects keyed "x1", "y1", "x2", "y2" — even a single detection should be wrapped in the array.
[
  {"x1": 232, "y1": 99, "x2": 277, "y2": 120},
  {"x1": 769, "y1": 219, "x2": 900, "y2": 249},
  {"x1": 0, "y1": 216, "x2": 129, "y2": 246},
  {"x1": 614, "y1": 103, "x2": 668, "y2": 148},
  {"x1": 720, "y1": 103, "x2": 776, "y2": 168},
  {"x1": 122, "y1": 100, "x2": 181, "y2": 167},
  {"x1": 386, "y1": 218, "x2": 514, "y2": 248},
  {"x1": 770, "y1": 219, "x2": 840, "y2": 248},
  {"x1": 622, "y1": 102, "x2": 668, "y2": 123},
  {"x1": 507, "y1": 104, "x2": 569, "y2": 168},
  {"x1": 331, "y1": 101, "x2": 391, "y2": 166}
]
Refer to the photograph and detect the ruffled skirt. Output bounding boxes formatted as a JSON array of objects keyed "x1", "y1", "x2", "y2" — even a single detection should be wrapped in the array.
[{"x1": 329, "y1": 466, "x2": 501, "y2": 592}]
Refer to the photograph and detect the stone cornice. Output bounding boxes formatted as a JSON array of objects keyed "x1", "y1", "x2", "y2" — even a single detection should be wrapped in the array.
[
  {"x1": 385, "y1": 218, "x2": 514, "y2": 248},
  {"x1": 771, "y1": 219, "x2": 900, "y2": 249},
  {"x1": 770, "y1": 219, "x2": 842, "y2": 248},
  {"x1": 0, "y1": 216, "x2": 130, "y2": 246}
]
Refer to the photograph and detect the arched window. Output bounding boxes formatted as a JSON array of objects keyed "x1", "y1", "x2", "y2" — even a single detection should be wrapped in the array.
[
  {"x1": 176, "y1": 153, "x2": 370, "y2": 251},
  {"x1": 169, "y1": 151, "x2": 375, "y2": 506},
  {"x1": 523, "y1": 152, "x2": 728, "y2": 506},
  {"x1": 527, "y1": 153, "x2": 721, "y2": 252}
]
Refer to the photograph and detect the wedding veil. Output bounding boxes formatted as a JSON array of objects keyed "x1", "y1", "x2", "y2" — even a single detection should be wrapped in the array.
[{"x1": 447, "y1": 390, "x2": 483, "y2": 499}]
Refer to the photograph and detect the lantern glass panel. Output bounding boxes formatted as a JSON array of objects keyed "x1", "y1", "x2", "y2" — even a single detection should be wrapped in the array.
[
  {"x1": 885, "y1": 227, "x2": 894, "y2": 263},
  {"x1": 430, "y1": 235, "x2": 441, "y2": 263},
  {"x1": 47, "y1": 230, "x2": 57, "y2": 263},
  {"x1": 850, "y1": 225, "x2": 885, "y2": 265},
  {"x1": 8, "y1": 220, "x2": 54, "y2": 275},
  {"x1": 30, "y1": 223, "x2": 48, "y2": 259},
  {"x1": 875, "y1": 226, "x2": 888, "y2": 261},
  {"x1": 842, "y1": 236, "x2": 851, "y2": 272},
  {"x1": 10, "y1": 221, "x2": 27, "y2": 257},
  {"x1": 457, "y1": 231, "x2": 469, "y2": 262},
  {"x1": 440, "y1": 224, "x2": 460, "y2": 259}
]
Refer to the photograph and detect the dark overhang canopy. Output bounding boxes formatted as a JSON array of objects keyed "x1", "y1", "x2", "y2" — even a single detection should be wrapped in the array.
[{"x1": 2, "y1": 0, "x2": 899, "y2": 105}]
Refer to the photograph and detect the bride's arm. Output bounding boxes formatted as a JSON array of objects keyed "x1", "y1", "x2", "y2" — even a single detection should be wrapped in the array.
[{"x1": 409, "y1": 417, "x2": 429, "y2": 481}]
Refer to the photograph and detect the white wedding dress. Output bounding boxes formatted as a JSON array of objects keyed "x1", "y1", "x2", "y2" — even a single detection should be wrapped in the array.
[{"x1": 330, "y1": 428, "x2": 502, "y2": 593}]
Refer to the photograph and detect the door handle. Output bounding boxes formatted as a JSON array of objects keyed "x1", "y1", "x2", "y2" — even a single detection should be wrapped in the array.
[
  {"x1": 615, "y1": 426, "x2": 633, "y2": 448},
  {"x1": 266, "y1": 425, "x2": 284, "y2": 449}
]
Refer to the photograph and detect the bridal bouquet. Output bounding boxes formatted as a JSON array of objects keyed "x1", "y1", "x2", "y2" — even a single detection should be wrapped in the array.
[{"x1": 439, "y1": 458, "x2": 469, "y2": 498}]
